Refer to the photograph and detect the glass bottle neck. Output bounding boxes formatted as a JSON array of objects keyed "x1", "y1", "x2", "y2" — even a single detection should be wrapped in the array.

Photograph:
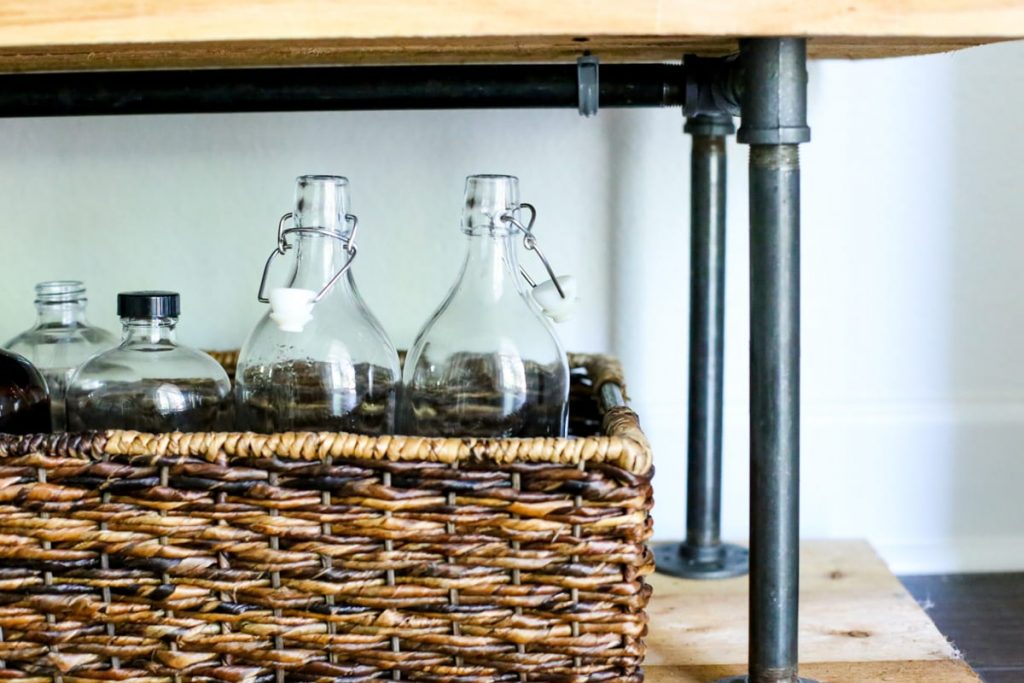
[
  {"x1": 289, "y1": 233, "x2": 353, "y2": 293},
  {"x1": 36, "y1": 300, "x2": 89, "y2": 327},
  {"x1": 459, "y1": 229, "x2": 523, "y2": 301},
  {"x1": 458, "y1": 174, "x2": 524, "y2": 300},
  {"x1": 121, "y1": 317, "x2": 178, "y2": 345}
]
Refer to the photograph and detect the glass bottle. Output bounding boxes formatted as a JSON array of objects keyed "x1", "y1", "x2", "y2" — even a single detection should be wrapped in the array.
[
  {"x1": 400, "y1": 174, "x2": 569, "y2": 438},
  {"x1": 5, "y1": 281, "x2": 116, "y2": 430},
  {"x1": 65, "y1": 291, "x2": 231, "y2": 432},
  {"x1": 235, "y1": 175, "x2": 400, "y2": 434},
  {"x1": 0, "y1": 349, "x2": 51, "y2": 434}
]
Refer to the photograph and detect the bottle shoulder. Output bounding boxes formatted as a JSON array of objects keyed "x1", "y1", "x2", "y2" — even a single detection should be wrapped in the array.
[
  {"x1": 410, "y1": 286, "x2": 566, "y2": 362},
  {"x1": 74, "y1": 341, "x2": 230, "y2": 385},
  {"x1": 6, "y1": 325, "x2": 117, "y2": 363},
  {"x1": 239, "y1": 297, "x2": 400, "y2": 375}
]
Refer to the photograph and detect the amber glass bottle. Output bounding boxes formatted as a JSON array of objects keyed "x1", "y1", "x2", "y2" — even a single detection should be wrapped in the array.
[{"x1": 0, "y1": 349, "x2": 51, "y2": 434}]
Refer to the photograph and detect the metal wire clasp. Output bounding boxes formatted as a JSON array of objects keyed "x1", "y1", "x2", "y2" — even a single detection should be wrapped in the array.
[
  {"x1": 501, "y1": 203, "x2": 567, "y2": 300},
  {"x1": 257, "y1": 212, "x2": 360, "y2": 303}
]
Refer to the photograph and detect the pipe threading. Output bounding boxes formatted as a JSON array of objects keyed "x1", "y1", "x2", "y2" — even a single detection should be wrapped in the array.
[{"x1": 750, "y1": 145, "x2": 800, "y2": 170}]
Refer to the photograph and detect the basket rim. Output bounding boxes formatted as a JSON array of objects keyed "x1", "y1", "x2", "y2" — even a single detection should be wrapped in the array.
[{"x1": 0, "y1": 353, "x2": 653, "y2": 474}]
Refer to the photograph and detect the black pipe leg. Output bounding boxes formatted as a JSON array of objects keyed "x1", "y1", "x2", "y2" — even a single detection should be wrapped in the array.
[
  {"x1": 714, "y1": 38, "x2": 817, "y2": 683},
  {"x1": 743, "y1": 141, "x2": 804, "y2": 683},
  {"x1": 655, "y1": 112, "x2": 748, "y2": 581}
]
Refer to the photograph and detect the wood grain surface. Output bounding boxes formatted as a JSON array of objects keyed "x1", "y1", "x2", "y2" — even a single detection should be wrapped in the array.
[
  {"x1": 0, "y1": 1, "x2": 1017, "y2": 71},
  {"x1": 645, "y1": 660, "x2": 981, "y2": 682},
  {"x1": 647, "y1": 540, "x2": 979, "y2": 682}
]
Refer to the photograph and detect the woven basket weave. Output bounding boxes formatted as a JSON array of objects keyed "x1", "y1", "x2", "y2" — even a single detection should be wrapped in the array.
[{"x1": 0, "y1": 352, "x2": 654, "y2": 682}]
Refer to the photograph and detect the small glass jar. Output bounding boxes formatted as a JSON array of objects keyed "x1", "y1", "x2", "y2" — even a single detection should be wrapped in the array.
[
  {"x1": 66, "y1": 291, "x2": 231, "y2": 432},
  {"x1": 400, "y1": 174, "x2": 570, "y2": 438},
  {"x1": 236, "y1": 175, "x2": 400, "y2": 434},
  {"x1": 0, "y1": 349, "x2": 51, "y2": 435},
  {"x1": 5, "y1": 281, "x2": 116, "y2": 430}
]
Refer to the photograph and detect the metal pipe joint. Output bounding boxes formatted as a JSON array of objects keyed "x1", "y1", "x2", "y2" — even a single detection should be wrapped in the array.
[{"x1": 682, "y1": 54, "x2": 742, "y2": 119}]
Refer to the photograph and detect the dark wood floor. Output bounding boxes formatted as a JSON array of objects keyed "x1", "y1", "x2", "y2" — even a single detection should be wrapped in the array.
[{"x1": 901, "y1": 573, "x2": 1024, "y2": 683}]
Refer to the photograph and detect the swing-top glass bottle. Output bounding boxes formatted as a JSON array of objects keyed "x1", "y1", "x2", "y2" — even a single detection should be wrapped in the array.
[
  {"x1": 235, "y1": 175, "x2": 400, "y2": 434},
  {"x1": 400, "y1": 174, "x2": 569, "y2": 438}
]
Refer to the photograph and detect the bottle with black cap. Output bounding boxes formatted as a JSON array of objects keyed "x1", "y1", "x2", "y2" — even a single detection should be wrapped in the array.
[{"x1": 65, "y1": 291, "x2": 231, "y2": 432}]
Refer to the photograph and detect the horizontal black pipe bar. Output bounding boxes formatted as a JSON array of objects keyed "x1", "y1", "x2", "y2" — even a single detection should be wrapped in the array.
[{"x1": 0, "y1": 63, "x2": 685, "y2": 117}]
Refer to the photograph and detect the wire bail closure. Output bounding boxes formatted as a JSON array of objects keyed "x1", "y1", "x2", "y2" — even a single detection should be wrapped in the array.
[
  {"x1": 501, "y1": 203, "x2": 567, "y2": 300},
  {"x1": 257, "y1": 211, "x2": 360, "y2": 304}
]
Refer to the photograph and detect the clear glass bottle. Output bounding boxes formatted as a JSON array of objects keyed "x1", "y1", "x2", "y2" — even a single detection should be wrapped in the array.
[
  {"x1": 235, "y1": 175, "x2": 400, "y2": 434},
  {"x1": 5, "y1": 281, "x2": 116, "y2": 430},
  {"x1": 0, "y1": 349, "x2": 51, "y2": 435},
  {"x1": 66, "y1": 291, "x2": 231, "y2": 432},
  {"x1": 400, "y1": 174, "x2": 569, "y2": 438}
]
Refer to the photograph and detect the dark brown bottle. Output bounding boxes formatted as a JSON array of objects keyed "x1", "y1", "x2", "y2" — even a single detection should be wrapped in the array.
[{"x1": 0, "y1": 349, "x2": 51, "y2": 434}]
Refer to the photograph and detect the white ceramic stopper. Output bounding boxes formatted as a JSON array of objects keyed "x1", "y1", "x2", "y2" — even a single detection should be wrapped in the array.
[
  {"x1": 531, "y1": 275, "x2": 580, "y2": 323},
  {"x1": 269, "y1": 287, "x2": 316, "y2": 333}
]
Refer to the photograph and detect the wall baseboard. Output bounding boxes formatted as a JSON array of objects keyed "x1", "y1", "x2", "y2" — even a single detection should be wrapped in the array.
[{"x1": 875, "y1": 536, "x2": 1024, "y2": 575}]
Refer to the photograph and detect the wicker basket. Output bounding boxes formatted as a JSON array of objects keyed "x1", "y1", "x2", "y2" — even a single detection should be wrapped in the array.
[{"x1": 0, "y1": 352, "x2": 654, "y2": 682}]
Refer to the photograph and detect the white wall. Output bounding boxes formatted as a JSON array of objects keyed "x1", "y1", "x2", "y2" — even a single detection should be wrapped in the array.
[
  {"x1": 617, "y1": 41, "x2": 1024, "y2": 574},
  {"x1": 0, "y1": 109, "x2": 613, "y2": 353},
  {"x1": 1, "y1": 42, "x2": 1022, "y2": 574}
]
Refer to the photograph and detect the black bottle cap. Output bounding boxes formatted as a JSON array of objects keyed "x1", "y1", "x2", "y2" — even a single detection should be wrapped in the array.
[{"x1": 117, "y1": 291, "x2": 180, "y2": 319}]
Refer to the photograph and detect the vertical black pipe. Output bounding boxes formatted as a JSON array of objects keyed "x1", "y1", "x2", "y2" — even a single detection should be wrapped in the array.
[
  {"x1": 654, "y1": 114, "x2": 747, "y2": 581},
  {"x1": 738, "y1": 38, "x2": 812, "y2": 683},
  {"x1": 685, "y1": 114, "x2": 731, "y2": 552},
  {"x1": 747, "y1": 143, "x2": 801, "y2": 683},
  {"x1": 655, "y1": 113, "x2": 748, "y2": 580}
]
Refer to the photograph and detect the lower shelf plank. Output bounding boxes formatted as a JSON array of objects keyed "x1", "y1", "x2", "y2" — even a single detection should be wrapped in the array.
[
  {"x1": 646, "y1": 660, "x2": 980, "y2": 682},
  {"x1": 646, "y1": 540, "x2": 977, "y2": 682}
]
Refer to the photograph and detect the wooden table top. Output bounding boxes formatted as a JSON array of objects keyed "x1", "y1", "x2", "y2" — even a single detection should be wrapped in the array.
[{"x1": 0, "y1": 1, "x2": 1019, "y2": 72}]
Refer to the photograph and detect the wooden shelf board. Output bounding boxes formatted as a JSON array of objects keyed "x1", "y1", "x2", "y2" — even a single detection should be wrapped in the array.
[
  {"x1": 0, "y1": 1, "x2": 1019, "y2": 71},
  {"x1": 646, "y1": 540, "x2": 980, "y2": 682},
  {"x1": 0, "y1": 36, "x2": 1006, "y2": 73},
  {"x1": 646, "y1": 660, "x2": 981, "y2": 682}
]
